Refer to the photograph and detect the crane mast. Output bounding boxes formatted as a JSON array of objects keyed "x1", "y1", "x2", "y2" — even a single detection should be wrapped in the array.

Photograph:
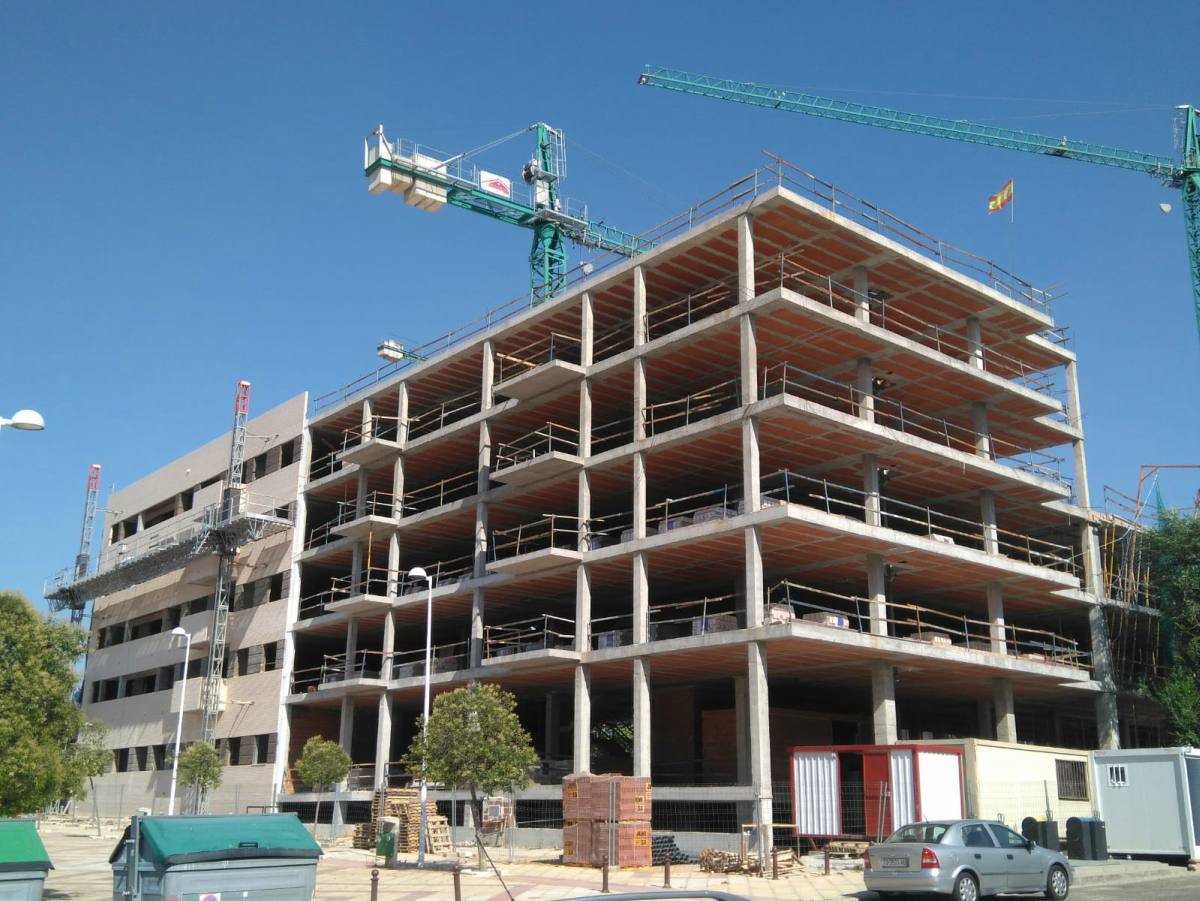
[
  {"x1": 67, "y1": 464, "x2": 102, "y2": 625},
  {"x1": 637, "y1": 66, "x2": 1200, "y2": 339},
  {"x1": 197, "y1": 379, "x2": 251, "y2": 812}
]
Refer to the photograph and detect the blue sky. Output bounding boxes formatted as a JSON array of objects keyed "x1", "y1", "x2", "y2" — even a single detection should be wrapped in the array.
[{"x1": 2, "y1": 1, "x2": 1196, "y2": 611}]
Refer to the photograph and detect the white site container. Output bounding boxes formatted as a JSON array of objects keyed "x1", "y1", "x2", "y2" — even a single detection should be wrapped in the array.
[{"x1": 1092, "y1": 746, "x2": 1200, "y2": 860}]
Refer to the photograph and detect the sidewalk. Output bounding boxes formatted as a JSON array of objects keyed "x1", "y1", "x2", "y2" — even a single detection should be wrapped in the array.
[{"x1": 36, "y1": 824, "x2": 868, "y2": 901}]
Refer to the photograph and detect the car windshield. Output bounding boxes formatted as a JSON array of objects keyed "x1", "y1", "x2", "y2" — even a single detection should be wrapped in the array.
[{"x1": 885, "y1": 823, "x2": 948, "y2": 844}]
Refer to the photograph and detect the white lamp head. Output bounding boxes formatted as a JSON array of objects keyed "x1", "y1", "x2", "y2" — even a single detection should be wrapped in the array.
[
  {"x1": 171, "y1": 627, "x2": 188, "y2": 638},
  {"x1": 407, "y1": 566, "x2": 428, "y2": 581},
  {"x1": 7, "y1": 409, "x2": 44, "y2": 431}
]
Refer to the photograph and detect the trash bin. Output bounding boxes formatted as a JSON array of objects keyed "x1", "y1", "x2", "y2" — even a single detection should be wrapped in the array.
[
  {"x1": 375, "y1": 816, "x2": 398, "y2": 867},
  {"x1": 1021, "y1": 816, "x2": 1060, "y2": 851},
  {"x1": 110, "y1": 813, "x2": 322, "y2": 901},
  {"x1": 1066, "y1": 816, "x2": 1107, "y2": 860},
  {"x1": 0, "y1": 818, "x2": 53, "y2": 901}
]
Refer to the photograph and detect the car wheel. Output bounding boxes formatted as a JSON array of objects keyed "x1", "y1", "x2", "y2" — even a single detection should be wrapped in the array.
[
  {"x1": 1045, "y1": 864, "x2": 1069, "y2": 899},
  {"x1": 952, "y1": 872, "x2": 979, "y2": 901}
]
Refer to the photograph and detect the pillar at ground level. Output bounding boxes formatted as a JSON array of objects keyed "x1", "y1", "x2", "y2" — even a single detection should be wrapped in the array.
[
  {"x1": 871, "y1": 663, "x2": 897, "y2": 744},
  {"x1": 993, "y1": 679, "x2": 1017, "y2": 743}
]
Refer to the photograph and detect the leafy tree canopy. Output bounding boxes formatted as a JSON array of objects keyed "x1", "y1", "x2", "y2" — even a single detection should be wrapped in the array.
[
  {"x1": 178, "y1": 742, "x2": 223, "y2": 793},
  {"x1": 295, "y1": 736, "x2": 351, "y2": 789},
  {"x1": 0, "y1": 591, "x2": 88, "y2": 815},
  {"x1": 1142, "y1": 512, "x2": 1200, "y2": 745}
]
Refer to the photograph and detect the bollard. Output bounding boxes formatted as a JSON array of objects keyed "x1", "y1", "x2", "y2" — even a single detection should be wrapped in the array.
[
  {"x1": 824, "y1": 845, "x2": 831, "y2": 876},
  {"x1": 664, "y1": 853, "x2": 672, "y2": 888},
  {"x1": 452, "y1": 863, "x2": 462, "y2": 901},
  {"x1": 601, "y1": 853, "x2": 610, "y2": 893},
  {"x1": 370, "y1": 868, "x2": 379, "y2": 901},
  {"x1": 772, "y1": 847, "x2": 779, "y2": 880}
]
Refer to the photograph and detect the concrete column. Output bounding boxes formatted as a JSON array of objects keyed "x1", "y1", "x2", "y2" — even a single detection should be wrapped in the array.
[
  {"x1": 746, "y1": 641, "x2": 773, "y2": 854},
  {"x1": 386, "y1": 533, "x2": 400, "y2": 598},
  {"x1": 362, "y1": 397, "x2": 374, "y2": 439},
  {"x1": 992, "y1": 679, "x2": 1017, "y2": 743},
  {"x1": 740, "y1": 313, "x2": 758, "y2": 404},
  {"x1": 742, "y1": 418, "x2": 761, "y2": 513},
  {"x1": 575, "y1": 564, "x2": 592, "y2": 652},
  {"x1": 733, "y1": 674, "x2": 751, "y2": 784},
  {"x1": 871, "y1": 663, "x2": 897, "y2": 744},
  {"x1": 573, "y1": 664, "x2": 591, "y2": 773},
  {"x1": 867, "y1": 553, "x2": 888, "y2": 636},
  {"x1": 632, "y1": 553, "x2": 649, "y2": 643},
  {"x1": 633, "y1": 452, "x2": 647, "y2": 539},
  {"x1": 373, "y1": 692, "x2": 393, "y2": 789},
  {"x1": 856, "y1": 358, "x2": 875, "y2": 422},
  {"x1": 633, "y1": 268, "x2": 648, "y2": 438},
  {"x1": 863, "y1": 454, "x2": 881, "y2": 528},
  {"x1": 744, "y1": 525, "x2": 764, "y2": 628},
  {"x1": 986, "y1": 584, "x2": 1007, "y2": 654},
  {"x1": 971, "y1": 402, "x2": 992, "y2": 458},
  {"x1": 396, "y1": 381, "x2": 410, "y2": 446},
  {"x1": 632, "y1": 657, "x2": 651, "y2": 777},
  {"x1": 852, "y1": 266, "x2": 870, "y2": 323},
  {"x1": 737, "y1": 214, "x2": 755, "y2": 302},
  {"x1": 338, "y1": 695, "x2": 354, "y2": 751},
  {"x1": 980, "y1": 489, "x2": 999, "y2": 554},
  {"x1": 966, "y1": 316, "x2": 985, "y2": 370},
  {"x1": 633, "y1": 266, "x2": 647, "y2": 345},
  {"x1": 481, "y1": 340, "x2": 495, "y2": 411},
  {"x1": 344, "y1": 619, "x2": 359, "y2": 679},
  {"x1": 1065, "y1": 360, "x2": 1119, "y2": 748},
  {"x1": 580, "y1": 291, "x2": 595, "y2": 368},
  {"x1": 391, "y1": 456, "x2": 405, "y2": 519},
  {"x1": 355, "y1": 468, "x2": 368, "y2": 517},
  {"x1": 470, "y1": 588, "x2": 485, "y2": 668}
]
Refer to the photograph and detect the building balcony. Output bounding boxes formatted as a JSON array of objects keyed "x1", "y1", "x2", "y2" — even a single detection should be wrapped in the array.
[
  {"x1": 491, "y1": 423, "x2": 582, "y2": 486},
  {"x1": 390, "y1": 640, "x2": 470, "y2": 680},
  {"x1": 337, "y1": 415, "x2": 403, "y2": 468},
  {"x1": 483, "y1": 614, "x2": 577, "y2": 666},
  {"x1": 330, "y1": 491, "x2": 397, "y2": 542},
  {"x1": 493, "y1": 331, "x2": 584, "y2": 401},
  {"x1": 489, "y1": 515, "x2": 582, "y2": 575}
]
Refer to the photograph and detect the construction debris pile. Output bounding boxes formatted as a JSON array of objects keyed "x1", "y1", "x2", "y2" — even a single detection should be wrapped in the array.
[
  {"x1": 353, "y1": 787, "x2": 451, "y2": 854},
  {"x1": 562, "y1": 773, "x2": 652, "y2": 867}
]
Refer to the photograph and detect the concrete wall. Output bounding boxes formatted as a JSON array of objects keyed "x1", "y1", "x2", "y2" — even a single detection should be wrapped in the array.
[{"x1": 83, "y1": 763, "x2": 277, "y2": 818}]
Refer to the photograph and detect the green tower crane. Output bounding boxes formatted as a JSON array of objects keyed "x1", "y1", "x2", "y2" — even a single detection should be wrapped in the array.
[
  {"x1": 365, "y1": 122, "x2": 646, "y2": 299},
  {"x1": 637, "y1": 65, "x2": 1200, "y2": 338}
]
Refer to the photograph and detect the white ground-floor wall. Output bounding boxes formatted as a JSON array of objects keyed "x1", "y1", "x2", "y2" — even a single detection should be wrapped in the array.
[{"x1": 79, "y1": 763, "x2": 277, "y2": 818}]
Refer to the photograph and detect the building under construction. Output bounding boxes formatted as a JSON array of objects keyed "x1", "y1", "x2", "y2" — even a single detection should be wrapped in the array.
[{"x1": 49, "y1": 158, "x2": 1166, "y2": 831}]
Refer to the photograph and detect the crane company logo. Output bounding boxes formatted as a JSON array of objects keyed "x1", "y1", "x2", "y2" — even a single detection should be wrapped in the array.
[{"x1": 479, "y1": 170, "x2": 512, "y2": 199}]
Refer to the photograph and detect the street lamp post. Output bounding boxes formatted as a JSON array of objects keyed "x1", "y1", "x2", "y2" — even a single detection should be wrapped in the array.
[
  {"x1": 167, "y1": 627, "x2": 193, "y2": 816},
  {"x1": 0, "y1": 409, "x2": 45, "y2": 432},
  {"x1": 407, "y1": 566, "x2": 434, "y2": 867}
]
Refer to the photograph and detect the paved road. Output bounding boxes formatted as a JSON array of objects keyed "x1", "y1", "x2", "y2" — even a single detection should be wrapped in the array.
[{"x1": 860, "y1": 874, "x2": 1197, "y2": 901}]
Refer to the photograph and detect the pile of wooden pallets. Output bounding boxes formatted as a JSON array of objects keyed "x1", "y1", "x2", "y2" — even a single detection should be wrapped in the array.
[
  {"x1": 352, "y1": 787, "x2": 451, "y2": 854},
  {"x1": 561, "y1": 773, "x2": 652, "y2": 867}
]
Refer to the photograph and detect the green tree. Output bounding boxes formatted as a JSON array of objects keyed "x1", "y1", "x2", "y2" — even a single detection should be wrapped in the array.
[
  {"x1": 0, "y1": 591, "x2": 88, "y2": 815},
  {"x1": 294, "y1": 736, "x2": 351, "y2": 839},
  {"x1": 402, "y1": 682, "x2": 538, "y2": 860},
  {"x1": 177, "y1": 742, "x2": 222, "y2": 812},
  {"x1": 62, "y1": 719, "x2": 110, "y2": 833},
  {"x1": 1142, "y1": 511, "x2": 1200, "y2": 745}
]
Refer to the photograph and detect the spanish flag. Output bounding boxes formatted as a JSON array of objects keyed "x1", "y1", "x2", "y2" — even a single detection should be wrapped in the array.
[{"x1": 988, "y1": 179, "x2": 1014, "y2": 214}]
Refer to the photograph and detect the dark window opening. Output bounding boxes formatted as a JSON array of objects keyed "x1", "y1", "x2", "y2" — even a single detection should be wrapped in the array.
[
  {"x1": 181, "y1": 489, "x2": 195, "y2": 512},
  {"x1": 228, "y1": 737, "x2": 242, "y2": 766},
  {"x1": 255, "y1": 734, "x2": 270, "y2": 764},
  {"x1": 115, "y1": 749, "x2": 129, "y2": 772},
  {"x1": 153, "y1": 744, "x2": 167, "y2": 770},
  {"x1": 135, "y1": 746, "x2": 149, "y2": 771},
  {"x1": 280, "y1": 439, "x2": 296, "y2": 468},
  {"x1": 263, "y1": 642, "x2": 278, "y2": 672},
  {"x1": 237, "y1": 648, "x2": 250, "y2": 676},
  {"x1": 268, "y1": 573, "x2": 284, "y2": 602}
]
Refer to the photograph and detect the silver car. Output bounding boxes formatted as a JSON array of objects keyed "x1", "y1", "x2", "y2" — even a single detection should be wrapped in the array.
[{"x1": 864, "y1": 819, "x2": 1072, "y2": 900}]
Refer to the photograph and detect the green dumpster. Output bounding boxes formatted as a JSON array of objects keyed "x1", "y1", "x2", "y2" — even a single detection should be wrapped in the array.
[
  {"x1": 0, "y1": 819, "x2": 53, "y2": 901},
  {"x1": 110, "y1": 814, "x2": 322, "y2": 901}
]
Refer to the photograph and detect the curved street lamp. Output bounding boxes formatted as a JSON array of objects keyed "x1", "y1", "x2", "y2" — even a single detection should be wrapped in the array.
[{"x1": 0, "y1": 409, "x2": 45, "y2": 431}]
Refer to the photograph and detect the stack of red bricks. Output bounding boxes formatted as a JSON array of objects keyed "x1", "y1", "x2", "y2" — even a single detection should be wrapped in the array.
[{"x1": 562, "y1": 773, "x2": 652, "y2": 867}]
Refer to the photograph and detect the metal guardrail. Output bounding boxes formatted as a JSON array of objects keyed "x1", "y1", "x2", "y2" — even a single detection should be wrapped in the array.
[{"x1": 494, "y1": 423, "x2": 580, "y2": 470}]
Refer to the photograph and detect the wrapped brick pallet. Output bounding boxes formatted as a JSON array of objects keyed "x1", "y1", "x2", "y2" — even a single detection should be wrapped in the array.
[{"x1": 561, "y1": 773, "x2": 652, "y2": 868}]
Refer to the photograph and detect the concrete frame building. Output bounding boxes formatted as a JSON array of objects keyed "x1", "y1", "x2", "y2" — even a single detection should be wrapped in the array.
[
  {"x1": 62, "y1": 162, "x2": 1154, "y2": 833},
  {"x1": 287, "y1": 167, "x2": 1120, "y2": 833}
]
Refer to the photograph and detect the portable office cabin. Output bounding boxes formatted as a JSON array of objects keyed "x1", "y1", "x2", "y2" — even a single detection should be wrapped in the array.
[
  {"x1": 1091, "y1": 747, "x2": 1200, "y2": 861},
  {"x1": 0, "y1": 819, "x2": 53, "y2": 901},
  {"x1": 109, "y1": 814, "x2": 322, "y2": 901},
  {"x1": 790, "y1": 744, "x2": 964, "y2": 839}
]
